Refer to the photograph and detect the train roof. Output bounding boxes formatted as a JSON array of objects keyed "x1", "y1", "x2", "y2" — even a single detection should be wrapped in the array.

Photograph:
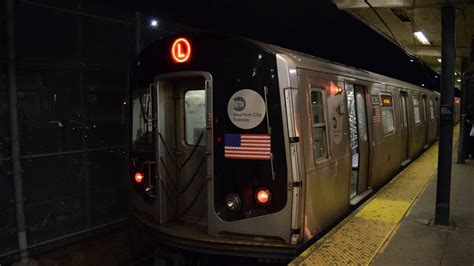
[
  {"x1": 139, "y1": 32, "x2": 438, "y2": 96},
  {"x1": 248, "y1": 39, "x2": 439, "y2": 96}
]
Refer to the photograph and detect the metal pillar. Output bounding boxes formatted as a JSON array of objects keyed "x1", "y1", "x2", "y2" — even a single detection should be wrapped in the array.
[
  {"x1": 457, "y1": 57, "x2": 470, "y2": 163},
  {"x1": 135, "y1": 11, "x2": 141, "y2": 56},
  {"x1": 6, "y1": 0, "x2": 29, "y2": 263},
  {"x1": 435, "y1": 6, "x2": 456, "y2": 226}
]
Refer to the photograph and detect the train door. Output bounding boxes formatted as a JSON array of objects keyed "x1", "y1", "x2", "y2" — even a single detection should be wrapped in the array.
[
  {"x1": 155, "y1": 73, "x2": 211, "y2": 225},
  {"x1": 346, "y1": 84, "x2": 370, "y2": 202},
  {"x1": 400, "y1": 91, "x2": 410, "y2": 165},
  {"x1": 422, "y1": 95, "x2": 429, "y2": 148}
]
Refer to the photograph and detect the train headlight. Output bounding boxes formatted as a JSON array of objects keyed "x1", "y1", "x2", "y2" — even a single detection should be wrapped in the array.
[
  {"x1": 134, "y1": 172, "x2": 144, "y2": 183},
  {"x1": 255, "y1": 187, "x2": 271, "y2": 206},
  {"x1": 225, "y1": 193, "x2": 241, "y2": 212}
]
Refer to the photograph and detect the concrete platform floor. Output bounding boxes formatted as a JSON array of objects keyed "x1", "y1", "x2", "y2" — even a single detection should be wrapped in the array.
[
  {"x1": 31, "y1": 229, "x2": 132, "y2": 266},
  {"x1": 372, "y1": 147, "x2": 474, "y2": 265}
]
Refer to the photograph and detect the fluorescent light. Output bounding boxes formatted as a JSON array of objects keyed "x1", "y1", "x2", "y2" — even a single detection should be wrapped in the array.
[
  {"x1": 437, "y1": 58, "x2": 442, "y2": 63},
  {"x1": 413, "y1": 31, "x2": 431, "y2": 45},
  {"x1": 457, "y1": 79, "x2": 461, "y2": 82}
]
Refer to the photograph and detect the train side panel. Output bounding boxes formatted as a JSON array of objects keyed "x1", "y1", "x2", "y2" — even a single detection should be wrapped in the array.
[
  {"x1": 296, "y1": 69, "x2": 351, "y2": 240},
  {"x1": 367, "y1": 85, "x2": 402, "y2": 188}
]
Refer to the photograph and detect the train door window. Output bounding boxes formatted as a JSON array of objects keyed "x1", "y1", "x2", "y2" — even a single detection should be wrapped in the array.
[
  {"x1": 132, "y1": 88, "x2": 153, "y2": 150},
  {"x1": 401, "y1": 94, "x2": 408, "y2": 127},
  {"x1": 381, "y1": 94, "x2": 395, "y2": 135},
  {"x1": 184, "y1": 90, "x2": 206, "y2": 146},
  {"x1": 422, "y1": 95, "x2": 428, "y2": 124},
  {"x1": 413, "y1": 96, "x2": 421, "y2": 125},
  {"x1": 429, "y1": 99, "x2": 435, "y2": 119},
  {"x1": 310, "y1": 88, "x2": 327, "y2": 160}
]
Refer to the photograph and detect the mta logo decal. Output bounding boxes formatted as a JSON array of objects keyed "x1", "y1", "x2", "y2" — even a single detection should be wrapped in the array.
[{"x1": 233, "y1": 97, "x2": 246, "y2": 111}]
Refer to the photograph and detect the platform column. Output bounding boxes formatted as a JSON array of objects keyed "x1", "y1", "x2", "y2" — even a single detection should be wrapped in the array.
[
  {"x1": 435, "y1": 5, "x2": 456, "y2": 226},
  {"x1": 457, "y1": 57, "x2": 470, "y2": 163},
  {"x1": 6, "y1": 0, "x2": 30, "y2": 263}
]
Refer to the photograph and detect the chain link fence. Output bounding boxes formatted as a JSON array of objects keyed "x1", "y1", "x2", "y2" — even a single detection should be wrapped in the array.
[{"x1": 0, "y1": 0, "x2": 190, "y2": 261}]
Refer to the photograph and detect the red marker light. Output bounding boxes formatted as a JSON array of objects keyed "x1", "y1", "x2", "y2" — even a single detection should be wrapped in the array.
[
  {"x1": 134, "y1": 172, "x2": 144, "y2": 183},
  {"x1": 330, "y1": 82, "x2": 343, "y2": 96},
  {"x1": 171, "y1": 38, "x2": 191, "y2": 63},
  {"x1": 256, "y1": 187, "x2": 271, "y2": 206}
]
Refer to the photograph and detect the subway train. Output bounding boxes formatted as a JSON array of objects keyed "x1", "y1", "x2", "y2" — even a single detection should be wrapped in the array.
[{"x1": 128, "y1": 33, "x2": 459, "y2": 259}]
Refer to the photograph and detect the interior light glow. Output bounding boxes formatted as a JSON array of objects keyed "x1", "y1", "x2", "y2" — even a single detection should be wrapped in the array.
[
  {"x1": 150, "y1": 19, "x2": 158, "y2": 27},
  {"x1": 171, "y1": 38, "x2": 191, "y2": 63},
  {"x1": 413, "y1": 31, "x2": 431, "y2": 45},
  {"x1": 437, "y1": 58, "x2": 442, "y2": 63},
  {"x1": 457, "y1": 79, "x2": 461, "y2": 82}
]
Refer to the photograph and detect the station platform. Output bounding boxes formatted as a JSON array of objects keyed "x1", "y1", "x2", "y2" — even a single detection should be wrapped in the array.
[{"x1": 291, "y1": 125, "x2": 474, "y2": 265}]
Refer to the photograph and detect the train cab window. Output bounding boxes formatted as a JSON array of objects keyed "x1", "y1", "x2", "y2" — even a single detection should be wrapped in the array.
[
  {"x1": 429, "y1": 99, "x2": 435, "y2": 119},
  {"x1": 132, "y1": 88, "x2": 153, "y2": 150},
  {"x1": 381, "y1": 94, "x2": 395, "y2": 135},
  {"x1": 413, "y1": 96, "x2": 421, "y2": 125},
  {"x1": 310, "y1": 89, "x2": 327, "y2": 160},
  {"x1": 184, "y1": 90, "x2": 206, "y2": 146}
]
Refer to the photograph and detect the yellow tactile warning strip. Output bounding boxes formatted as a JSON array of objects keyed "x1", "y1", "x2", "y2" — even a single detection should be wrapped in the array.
[{"x1": 291, "y1": 126, "x2": 459, "y2": 266}]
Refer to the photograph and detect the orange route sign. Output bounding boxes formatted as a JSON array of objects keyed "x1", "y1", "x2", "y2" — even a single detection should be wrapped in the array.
[{"x1": 171, "y1": 38, "x2": 191, "y2": 63}]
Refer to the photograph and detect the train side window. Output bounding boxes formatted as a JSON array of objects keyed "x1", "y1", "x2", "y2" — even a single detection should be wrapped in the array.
[
  {"x1": 413, "y1": 96, "x2": 421, "y2": 125},
  {"x1": 184, "y1": 90, "x2": 206, "y2": 146},
  {"x1": 310, "y1": 89, "x2": 328, "y2": 160},
  {"x1": 381, "y1": 94, "x2": 395, "y2": 135},
  {"x1": 429, "y1": 99, "x2": 435, "y2": 119}
]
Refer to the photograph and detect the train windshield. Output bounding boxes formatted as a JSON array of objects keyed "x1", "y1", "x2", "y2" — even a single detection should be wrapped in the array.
[{"x1": 131, "y1": 88, "x2": 153, "y2": 151}]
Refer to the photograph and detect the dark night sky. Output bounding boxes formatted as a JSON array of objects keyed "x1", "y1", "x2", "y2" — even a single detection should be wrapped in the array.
[{"x1": 99, "y1": 0, "x2": 440, "y2": 90}]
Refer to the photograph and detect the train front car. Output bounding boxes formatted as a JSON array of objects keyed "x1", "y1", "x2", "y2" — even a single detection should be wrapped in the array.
[{"x1": 129, "y1": 33, "x2": 298, "y2": 258}]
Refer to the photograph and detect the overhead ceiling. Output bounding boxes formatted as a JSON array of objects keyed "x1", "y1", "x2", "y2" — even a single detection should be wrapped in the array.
[{"x1": 331, "y1": 0, "x2": 474, "y2": 87}]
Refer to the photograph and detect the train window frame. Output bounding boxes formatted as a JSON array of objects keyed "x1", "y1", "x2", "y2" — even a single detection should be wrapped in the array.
[
  {"x1": 412, "y1": 96, "x2": 421, "y2": 125},
  {"x1": 131, "y1": 88, "x2": 154, "y2": 150},
  {"x1": 429, "y1": 98, "x2": 435, "y2": 120},
  {"x1": 380, "y1": 92, "x2": 396, "y2": 136},
  {"x1": 309, "y1": 87, "x2": 329, "y2": 162},
  {"x1": 183, "y1": 89, "x2": 207, "y2": 146}
]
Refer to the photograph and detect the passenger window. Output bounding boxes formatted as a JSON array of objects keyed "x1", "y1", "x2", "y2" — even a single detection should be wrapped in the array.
[
  {"x1": 184, "y1": 90, "x2": 206, "y2": 146},
  {"x1": 413, "y1": 96, "x2": 421, "y2": 125},
  {"x1": 310, "y1": 89, "x2": 327, "y2": 160},
  {"x1": 429, "y1": 99, "x2": 435, "y2": 119},
  {"x1": 381, "y1": 94, "x2": 395, "y2": 135}
]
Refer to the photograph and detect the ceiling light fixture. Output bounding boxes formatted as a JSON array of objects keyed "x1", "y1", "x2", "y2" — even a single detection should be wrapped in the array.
[{"x1": 413, "y1": 31, "x2": 431, "y2": 45}]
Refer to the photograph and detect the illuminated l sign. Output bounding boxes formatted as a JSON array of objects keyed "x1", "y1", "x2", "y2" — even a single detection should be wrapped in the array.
[{"x1": 171, "y1": 38, "x2": 191, "y2": 63}]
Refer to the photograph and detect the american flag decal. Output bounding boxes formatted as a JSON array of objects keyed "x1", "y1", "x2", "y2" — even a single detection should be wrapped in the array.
[{"x1": 224, "y1": 134, "x2": 271, "y2": 160}]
